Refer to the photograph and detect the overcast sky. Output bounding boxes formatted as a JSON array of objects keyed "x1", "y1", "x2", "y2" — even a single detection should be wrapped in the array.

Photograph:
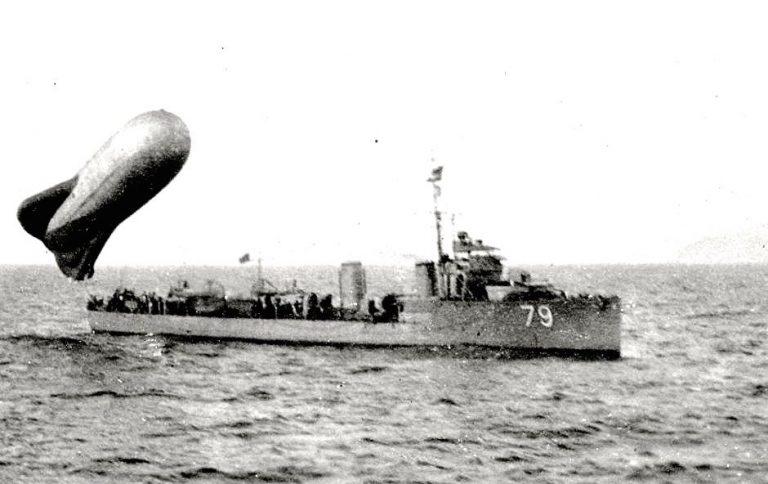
[{"x1": 2, "y1": 1, "x2": 768, "y2": 268}]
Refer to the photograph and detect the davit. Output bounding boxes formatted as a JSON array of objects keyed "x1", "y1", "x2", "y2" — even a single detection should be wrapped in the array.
[{"x1": 17, "y1": 110, "x2": 191, "y2": 280}]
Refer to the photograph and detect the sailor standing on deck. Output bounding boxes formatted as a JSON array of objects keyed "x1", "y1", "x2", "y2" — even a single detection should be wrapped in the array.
[
  {"x1": 252, "y1": 297, "x2": 263, "y2": 319},
  {"x1": 306, "y1": 293, "x2": 321, "y2": 320},
  {"x1": 293, "y1": 298, "x2": 304, "y2": 319},
  {"x1": 263, "y1": 295, "x2": 276, "y2": 319},
  {"x1": 319, "y1": 295, "x2": 334, "y2": 320}
]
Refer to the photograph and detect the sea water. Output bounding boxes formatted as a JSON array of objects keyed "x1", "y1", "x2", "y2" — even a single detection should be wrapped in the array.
[{"x1": 0, "y1": 264, "x2": 766, "y2": 483}]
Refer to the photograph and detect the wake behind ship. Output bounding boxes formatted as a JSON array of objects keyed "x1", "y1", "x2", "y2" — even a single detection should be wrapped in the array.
[{"x1": 86, "y1": 168, "x2": 622, "y2": 358}]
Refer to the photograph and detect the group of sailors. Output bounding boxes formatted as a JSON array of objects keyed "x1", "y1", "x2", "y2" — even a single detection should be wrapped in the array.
[
  {"x1": 251, "y1": 293, "x2": 335, "y2": 320},
  {"x1": 248, "y1": 292, "x2": 401, "y2": 322},
  {"x1": 367, "y1": 294, "x2": 401, "y2": 323},
  {"x1": 87, "y1": 288, "x2": 166, "y2": 315},
  {"x1": 88, "y1": 285, "x2": 402, "y2": 322},
  {"x1": 241, "y1": 292, "x2": 401, "y2": 322}
]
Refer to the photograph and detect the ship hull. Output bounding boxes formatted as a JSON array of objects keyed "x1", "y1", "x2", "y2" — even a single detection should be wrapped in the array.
[{"x1": 87, "y1": 298, "x2": 621, "y2": 359}]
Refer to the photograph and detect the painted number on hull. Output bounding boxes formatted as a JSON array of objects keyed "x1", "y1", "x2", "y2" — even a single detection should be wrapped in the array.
[{"x1": 520, "y1": 304, "x2": 554, "y2": 328}]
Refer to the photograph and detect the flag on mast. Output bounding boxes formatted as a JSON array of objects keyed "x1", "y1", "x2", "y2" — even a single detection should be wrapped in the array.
[
  {"x1": 427, "y1": 166, "x2": 443, "y2": 182},
  {"x1": 238, "y1": 253, "x2": 250, "y2": 264}
]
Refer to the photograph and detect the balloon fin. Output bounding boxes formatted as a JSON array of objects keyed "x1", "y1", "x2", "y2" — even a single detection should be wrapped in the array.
[
  {"x1": 17, "y1": 177, "x2": 77, "y2": 241},
  {"x1": 17, "y1": 176, "x2": 109, "y2": 280},
  {"x1": 51, "y1": 229, "x2": 111, "y2": 280}
]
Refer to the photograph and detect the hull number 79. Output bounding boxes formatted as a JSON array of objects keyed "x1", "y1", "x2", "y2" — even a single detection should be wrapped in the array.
[{"x1": 520, "y1": 304, "x2": 554, "y2": 328}]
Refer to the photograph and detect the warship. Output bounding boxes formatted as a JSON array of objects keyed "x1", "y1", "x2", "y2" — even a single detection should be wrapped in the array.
[{"x1": 86, "y1": 168, "x2": 622, "y2": 358}]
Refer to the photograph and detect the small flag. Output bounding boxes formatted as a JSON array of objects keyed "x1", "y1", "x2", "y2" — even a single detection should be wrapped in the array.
[
  {"x1": 427, "y1": 166, "x2": 443, "y2": 182},
  {"x1": 239, "y1": 253, "x2": 250, "y2": 264}
]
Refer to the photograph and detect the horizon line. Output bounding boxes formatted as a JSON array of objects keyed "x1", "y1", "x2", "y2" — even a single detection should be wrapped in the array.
[{"x1": 4, "y1": 261, "x2": 768, "y2": 270}]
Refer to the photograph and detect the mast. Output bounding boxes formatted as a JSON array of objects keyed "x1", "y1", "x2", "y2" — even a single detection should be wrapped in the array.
[
  {"x1": 428, "y1": 166, "x2": 446, "y2": 297},
  {"x1": 428, "y1": 165, "x2": 445, "y2": 261},
  {"x1": 432, "y1": 182, "x2": 444, "y2": 261},
  {"x1": 257, "y1": 257, "x2": 263, "y2": 293}
]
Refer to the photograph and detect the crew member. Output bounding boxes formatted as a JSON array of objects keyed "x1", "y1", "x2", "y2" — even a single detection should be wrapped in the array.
[
  {"x1": 293, "y1": 298, "x2": 304, "y2": 319},
  {"x1": 263, "y1": 295, "x2": 276, "y2": 319},
  {"x1": 306, "y1": 293, "x2": 321, "y2": 320},
  {"x1": 320, "y1": 294, "x2": 334, "y2": 320},
  {"x1": 252, "y1": 297, "x2": 263, "y2": 319}
]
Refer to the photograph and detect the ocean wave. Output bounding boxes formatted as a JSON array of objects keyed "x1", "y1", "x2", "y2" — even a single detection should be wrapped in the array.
[
  {"x1": 626, "y1": 461, "x2": 689, "y2": 480},
  {"x1": 228, "y1": 431, "x2": 258, "y2": 441},
  {"x1": 685, "y1": 308, "x2": 757, "y2": 319},
  {"x1": 50, "y1": 389, "x2": 183, "y2": 400},
  {"x1": 242, "y1": 386, "x2": 274, "y2": 400},
  {"x1": 415, "y1": 459, "x2": 451, "y2": 470},
  {"x1": 91, "y1": 456, "x2": 155, "y2": 465},
  {"x1": 0, "y1": 334, "x2": 90, "y2": 348},
  {"x1": 213, "y1": 420, "x2": 254, "y2": 429},
  {"x1": 499, "y1": 424, "x2": 602, "y2": 440},
  {"x1": 752, "y1": 384, "x2": 768, "y2": 397},
  {"x1": 348, "y1": 365, "x2": 388, "y2": 374},
  {"x1": 494, "y1": 453, "x2": 530, "y2": 463},
  {"x1": 424, "y1": 437, "x2": 464, "y2": 445},
  {"x1": 174, "y1": 465, "x2": 330, "y2": 481}
]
